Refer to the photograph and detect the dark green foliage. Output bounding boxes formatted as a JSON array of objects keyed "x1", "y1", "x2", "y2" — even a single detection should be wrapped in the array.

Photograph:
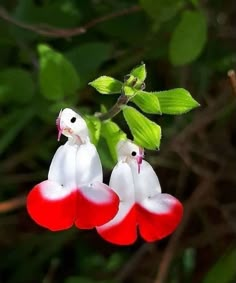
[{"x1": 0, "y1": 1, "x2": 235, "y2": 283}]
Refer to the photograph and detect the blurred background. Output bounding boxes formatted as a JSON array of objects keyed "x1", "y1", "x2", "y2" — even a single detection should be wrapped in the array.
[{"x1": 0, "y1": 0, "x2": 236, "y2": 283}]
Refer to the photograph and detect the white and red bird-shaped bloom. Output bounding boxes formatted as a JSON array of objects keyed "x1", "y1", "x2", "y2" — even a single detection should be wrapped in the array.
[
  {"x1": 96, "y1": 140, "x2": 183, "y2": 245},
  {"x1": 27, "y1": 108, "x2": 119, "y2": 231}
]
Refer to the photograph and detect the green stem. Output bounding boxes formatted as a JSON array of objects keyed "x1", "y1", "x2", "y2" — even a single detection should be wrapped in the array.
[{"x1": 96, "y1": 94, "x2": 130, "y2": 121}]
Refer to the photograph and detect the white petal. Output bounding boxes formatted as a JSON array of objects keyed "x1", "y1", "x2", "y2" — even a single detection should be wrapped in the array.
[
  {"x1": 48, "y1": 142, "x2": 77, "y2": 188},
  {"x1": 75, "y1": 142, "x2": 102, "y2": 185},
  {"x1": 98, "y1": 161, "x2": 135, "y2": 229},
  {"x1": 40, "y1": 180, "x2": 75, "y2": 200},
  {"x1": 109, "y1": 161, "x2": 135, "y2": 202},
  {"x1": 129, "y1": 160, "x2": 162, "y2": 203},
  {"x1": 139, "y1": 193, "x2": 180, "y2": 214},
  {"x1": 78, "y1": 182, "x2": 116, "y2": 204}
]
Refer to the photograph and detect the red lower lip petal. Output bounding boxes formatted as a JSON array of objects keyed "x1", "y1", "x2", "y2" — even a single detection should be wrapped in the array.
[{"x1": 26, "y1": 181, "x2": 76, "y2": 231}]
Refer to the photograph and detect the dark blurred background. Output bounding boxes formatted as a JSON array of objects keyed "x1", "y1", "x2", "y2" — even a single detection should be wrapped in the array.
[{"x1": 0, "y1": 0, "x2": 236, "y2": 283}]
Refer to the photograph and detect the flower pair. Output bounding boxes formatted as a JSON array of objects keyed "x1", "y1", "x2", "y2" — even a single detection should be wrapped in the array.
[{"x1": 27, "y1": 108, "x2": 183, "y2": 245}]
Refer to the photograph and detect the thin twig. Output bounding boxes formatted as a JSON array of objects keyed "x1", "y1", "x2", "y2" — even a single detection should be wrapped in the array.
[
  {"x1": 227, "y1": 69, "x2": 236, "y2": 96},
  {"x1": 0, "y1": 5, "x2": 141, "y2": 38},
  {"x1": 0, "y1": 195, "x2": 26, "y2": 213}
]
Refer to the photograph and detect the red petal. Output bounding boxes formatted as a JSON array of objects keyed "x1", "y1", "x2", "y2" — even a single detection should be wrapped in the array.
[
  {"x1": 26, "y1": 181, "x2": 77, "y2": 231},
  {"x1": 96, "y1": 205, "x2": 137, "y2": 245},
  {"x1": 137, "y1": 196, "x2": 183, "y2": 242},
  {"x1": 75, "y1": 182, "x2": 119, "y2": 229}
]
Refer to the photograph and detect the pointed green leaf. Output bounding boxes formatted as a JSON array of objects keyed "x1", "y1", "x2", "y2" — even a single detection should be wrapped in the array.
[
  {"x1": 154, "y1": 88, "x2": 199, "y2": 114},
  {"x1": 84, "y1": 115, "x2": 101, "y2": 145},
  {"x1": 101, "y1": 120, "x2": 126, "y2": 162},
  {"x1": 130, "y1": 63, "x2": 147, "y2": 81},
  {"x1": 131, "y1": 91, "x2": 161, "y2": 114},
  {"x1": 89, "y1": 76, "x2": 123, "y2": 94},
  {"x1": 123, "y1": 106, "x2": 161, "y2": 149},
  {"x1": 38, "y1": 44, "x2": 80, "y2": 100},
  {"x1": 169, "y1": 10, "x2": 207, "y2": 65}
]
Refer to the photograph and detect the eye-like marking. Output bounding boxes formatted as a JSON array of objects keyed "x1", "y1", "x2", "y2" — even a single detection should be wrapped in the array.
[
  {"x1": 131, "y1": 151, "x2": 137, "y2": 156},
  {"x1": 70, "y1": 117, "x2": 76, "y2": 123}
]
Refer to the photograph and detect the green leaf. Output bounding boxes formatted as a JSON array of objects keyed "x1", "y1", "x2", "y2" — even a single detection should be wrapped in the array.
[
  {"x1": 202, "y1": 248, "x2": 236, "y2": 283},
  {"x1": 65, "y1": 42, "x2": 112, "y2": 85},
  {"x1": 123, "y1": 85, "x2": 136, "y2": 97},
  {"x1": 12, "y1": 0, "x2": 80, "y2": 41},
  {"x1": 89, "y1": 76, "x2": 123, "y2": 94},
  {"x1": 0, "y1": 68, "x2": 34, "y2": 104},
  {"x1": 139, "y1": 0, "x2": 184, "y2": 22},
  {"x1": 0, "y1": 107, "x2": 35, "y2": 154},
  {"x1": 96, "y1": 138, "x2": 116, "y2": 170},
  {"x1": 123, "y1": 106, "x2": 161, "y2": 149},
  {"x1": 131, "y1": 91, "x2": 161, "y2": 114},
  {"x1": 130, "y1": 63, "x2": 147, "y2": 81},
  {"x1": 97, "y1": 12, "x2": 149, "y2": 45},
  {"x1": 84, "y1": 115, "x2": 101, "y2": 145},
  {"x1": 101, "y1": 120, "x2": 126, "y2": 162},
  {"x1": 38, "y1": 44, "x2": 80, "y2": 100},
  {"x1": 169, "y1": 10, "x2": 207, "y2": 65},
  {"x1": 154, "y1": 88, "x2": 200, "y2": 114}
]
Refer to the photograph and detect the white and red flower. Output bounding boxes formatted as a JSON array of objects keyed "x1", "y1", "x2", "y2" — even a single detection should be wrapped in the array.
[
  {"x1": 27, "y1": 108, "x2": 119, "y2": 231},
  {"x1": 96, "y1": 140, "x2": 183, "y2": 245}
]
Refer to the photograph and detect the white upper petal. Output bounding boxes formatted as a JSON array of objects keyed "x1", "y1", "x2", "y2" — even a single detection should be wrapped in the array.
[
  {"x1": 49, "y1": 141, "x2": 102, "y2": 188},
  {"x1": 129, "y1": 160, "x2": 162, "y2": 203},
  {"x1": 97, "y1": 162, "x2": 135, "y2": 229},
  {"x1": 48, "y1": 142, "x2": 77, "y2": 188},
  {"x1": 109, "y1": 161, "x2": 135, "y2": 203},
  {"x1": 75, "y1": 142, "x2": 103, "y2": 185}
]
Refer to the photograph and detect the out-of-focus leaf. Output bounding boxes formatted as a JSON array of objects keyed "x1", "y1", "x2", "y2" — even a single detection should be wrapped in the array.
[
  {"x1": 38, "y1": 44, "x2": 80, "y2": 100},
  {"x1": 183, "y1": 248, "x2": 196, "y2": 275},
  {"x1": 0, "y1": 68, "x2": 34, "y2": 104},
  {"x1": 97, "y1": 13, "x2": 149, "y2": 44},
  {"x1": 154, "y1": 88, "x2": 200, "y2": 114},
  {"x1": 84, "y1": 115, "x2": 101, "y2": 145},
  {"x1": 131, "y1": 91, "x2": 161, "y2": 114},
  {"x1": 65, "y1": 277, "x2": 95, "y2": 283},
  {"x1": 139, "y1": 0, "x2": 184, "y2": 22},
  {"x1": 11, "y1": 0, "x2": 80, "y2": 41},
  {"x1": 169, "y1": 10, "x2": 207, "y2": 65},
  {"x1": 65, "y1": 42, "x2": 112, "y2": 84},
  {"x1": 123, "y1": 106, "x2": 161, "y2": 149},
  {"x1": 101, "y1": 120, "x2": 126, "y2": 162},
  {"x1": 105, "y1": 253, "x2": 124, "y2": 272},
  {"x1": 130, "y1": 63, "x2": 147, "y2": 81},
  {"x1": 89, "y1": 76, "x2": 123, "y2": 94},
  {"x1": 202, "y1": 248, "x2": 236, "y2": 283},
  {"x1": 0, "y1": 107, "x2": 35, "y2": 154},
  {"x1": 65, "y1": 277, "x2": 114, "y2": 283},
  {"x1": 6, "y1": 231, "x2": 75, "y2": 283}
]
